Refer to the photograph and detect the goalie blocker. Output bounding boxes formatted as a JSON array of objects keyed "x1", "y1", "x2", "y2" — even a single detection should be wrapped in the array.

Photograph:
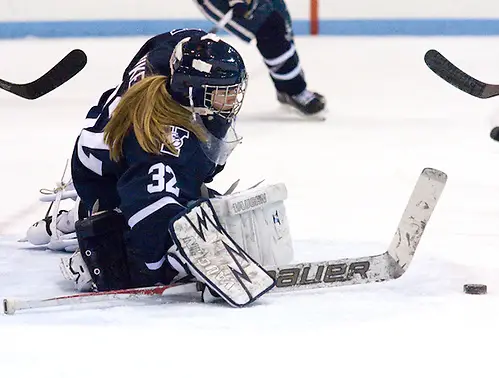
[{"x1": 208, "y1": 182, "x2": 293, "y2": 267}]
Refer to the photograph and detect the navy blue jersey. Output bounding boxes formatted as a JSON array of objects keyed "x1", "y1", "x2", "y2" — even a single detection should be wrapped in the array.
[{"x1": 71, "y1": 29, "x2": 229, "y2": 285}]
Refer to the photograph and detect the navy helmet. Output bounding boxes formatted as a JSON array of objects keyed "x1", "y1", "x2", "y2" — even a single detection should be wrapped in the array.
[{"x1": 169, "y1": 34, "x2": 248, "y2": 121}]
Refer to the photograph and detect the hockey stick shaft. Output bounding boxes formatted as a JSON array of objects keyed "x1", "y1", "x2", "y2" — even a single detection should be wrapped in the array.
[
  {"x1": 209, "y1": 9, "x2": 233, "y2": 34},
  {"x1": 0, "y1": 49, "x2": 87, "y2": 100},
  {"x1": 3, "y1": 283, "x2": 199, "y2": 315},
  {"x1": 424, "y1": 49, "x2": 499, "y2": 99}
]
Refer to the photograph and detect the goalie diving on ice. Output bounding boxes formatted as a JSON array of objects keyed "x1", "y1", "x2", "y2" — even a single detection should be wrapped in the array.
[
  {"x1": 15, "y1": 164, "x2": 447, "y2": 314},
  {"x1": 21, "y1": 28, "x2": 293, "y2": 308},
  {"x1": 11, "y1": 30, "x2": 447, "y2": 313}
]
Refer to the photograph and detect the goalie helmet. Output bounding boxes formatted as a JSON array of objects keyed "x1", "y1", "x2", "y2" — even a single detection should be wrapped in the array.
[{"x1": 168, "y1": 33, "x2": 248, "y2": 121}]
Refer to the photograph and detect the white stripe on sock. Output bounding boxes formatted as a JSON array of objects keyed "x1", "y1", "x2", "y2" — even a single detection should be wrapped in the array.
[
  {"x1": 263, "y1": 44, "x2": 296, "y2": 66},
  {"x1": 269, "y1": 63, "x2": 302, "y2": 81}
]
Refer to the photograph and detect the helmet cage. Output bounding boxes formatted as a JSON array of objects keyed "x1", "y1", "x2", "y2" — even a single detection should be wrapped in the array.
[{"x1": 203, "y1": 76, "x2": 247, "y2": 120}]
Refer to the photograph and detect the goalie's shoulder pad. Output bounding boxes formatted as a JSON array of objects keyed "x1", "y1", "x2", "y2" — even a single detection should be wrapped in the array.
[{"x1": 169, "y1": 199, "x2": 275, "y2": 307}]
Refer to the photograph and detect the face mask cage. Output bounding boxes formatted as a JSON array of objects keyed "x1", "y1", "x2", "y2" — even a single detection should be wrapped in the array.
[{"x1": 203, "y1": 76, "x2": 248, "y2": 121}]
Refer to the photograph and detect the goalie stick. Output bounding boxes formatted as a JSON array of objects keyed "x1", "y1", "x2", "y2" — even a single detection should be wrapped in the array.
[
  {"x1": 424, "y1": 49, "x2": 499, "y2": 99},
  {"x1": 0, "y1": 49, "x2": 87, "y2": 100},
  {"x1": 3, "y1": 167, "x2": 446, "y2": 314}
]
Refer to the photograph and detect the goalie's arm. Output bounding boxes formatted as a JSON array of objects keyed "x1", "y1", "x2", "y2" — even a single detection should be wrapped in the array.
[
  {"x1": 70, "y1": 87, "x2": 126, "y2": 214},
  {"x1": 71, "y1": 133, "x2": 121, "y2": 214}
]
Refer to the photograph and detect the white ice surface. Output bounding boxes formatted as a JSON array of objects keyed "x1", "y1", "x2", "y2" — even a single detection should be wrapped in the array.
[{"x1": 1, "y1": 36, "x2": 499, "y2": 378}]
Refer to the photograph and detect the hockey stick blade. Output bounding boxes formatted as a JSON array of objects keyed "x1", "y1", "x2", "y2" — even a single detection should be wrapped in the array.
[
  {"x1": 424, "y1": 49, "x2": 499, "y2": 99},
  {"x1": 267, "y1": 167, "x2": 447, "y2": 292},
  {"x1": 490, "y1": 126, "x2": 499, "y2": 142},
  {"x1": 0, "y1": 49, "x2": 87, "y2": 100}
]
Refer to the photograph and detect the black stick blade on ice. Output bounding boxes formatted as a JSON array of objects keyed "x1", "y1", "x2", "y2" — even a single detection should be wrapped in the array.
[
  {"x1": 490, "y1": 127, "x2": 499, "y2": 142},
  {"x1": 0, "y1": 49, "x2": 87, "y2": 100},
  {"x1": 424, "y1": 49, "x2": 499, "y2": 99}
]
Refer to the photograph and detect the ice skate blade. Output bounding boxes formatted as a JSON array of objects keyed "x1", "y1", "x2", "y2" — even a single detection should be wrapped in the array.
[{"x1": 278, "y1": 103, "x2": 328, "y2": 122}]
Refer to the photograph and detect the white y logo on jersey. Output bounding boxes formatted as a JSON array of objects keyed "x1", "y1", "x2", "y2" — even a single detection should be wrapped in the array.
[{"x1": 160, "y1": 126, "x2": 190, "y2": 157}]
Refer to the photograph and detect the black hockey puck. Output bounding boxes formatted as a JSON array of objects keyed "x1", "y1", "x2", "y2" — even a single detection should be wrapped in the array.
[
  {"x1": 490, "y1": 127, "x2": 499, "y2": 142},
  {"x1": 463, "y1": 284, "x2": 487, "y2": 295}
]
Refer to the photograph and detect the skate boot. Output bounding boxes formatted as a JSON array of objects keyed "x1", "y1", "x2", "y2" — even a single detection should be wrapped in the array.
[{"x1": 277, "y1": 89, "x2": 326, "y2": 116}]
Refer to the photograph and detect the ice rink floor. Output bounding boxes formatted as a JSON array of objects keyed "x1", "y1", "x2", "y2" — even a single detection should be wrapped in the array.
[{"x1": 1, "y1": 36, "x2": 499, "y2": 378}]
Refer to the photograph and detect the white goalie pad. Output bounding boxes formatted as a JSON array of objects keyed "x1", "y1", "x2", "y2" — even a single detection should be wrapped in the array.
[
  {"x1": 169, "y1": 199, "x2": 275, "y2": 307},
  {"x1": 209, "y1": 183, "x2": 293, "y2": 266}
]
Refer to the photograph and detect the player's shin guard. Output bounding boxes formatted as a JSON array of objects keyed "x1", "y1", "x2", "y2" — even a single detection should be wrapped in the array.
[
  {"x1": 169, "y1": 199, "x2": 275, "y2": 307},
  {"x1": 256, "y1": 11, "x2": 306, "y2": 95}
]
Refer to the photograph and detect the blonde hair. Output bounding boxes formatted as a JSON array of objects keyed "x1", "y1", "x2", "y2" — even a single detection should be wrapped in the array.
[{"x1": 104, "y1": 75, "x2": 207, "y2": 161}]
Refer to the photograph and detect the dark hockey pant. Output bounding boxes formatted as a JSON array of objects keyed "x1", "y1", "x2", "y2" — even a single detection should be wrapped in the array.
[{"x1": 195, "y1": 0, "x2": 307, "y2": 95}]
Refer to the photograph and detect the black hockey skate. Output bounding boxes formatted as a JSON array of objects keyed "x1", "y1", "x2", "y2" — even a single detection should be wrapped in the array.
[{"x1": 277, "y1": 90, "x2": 326, "y2": 117}]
